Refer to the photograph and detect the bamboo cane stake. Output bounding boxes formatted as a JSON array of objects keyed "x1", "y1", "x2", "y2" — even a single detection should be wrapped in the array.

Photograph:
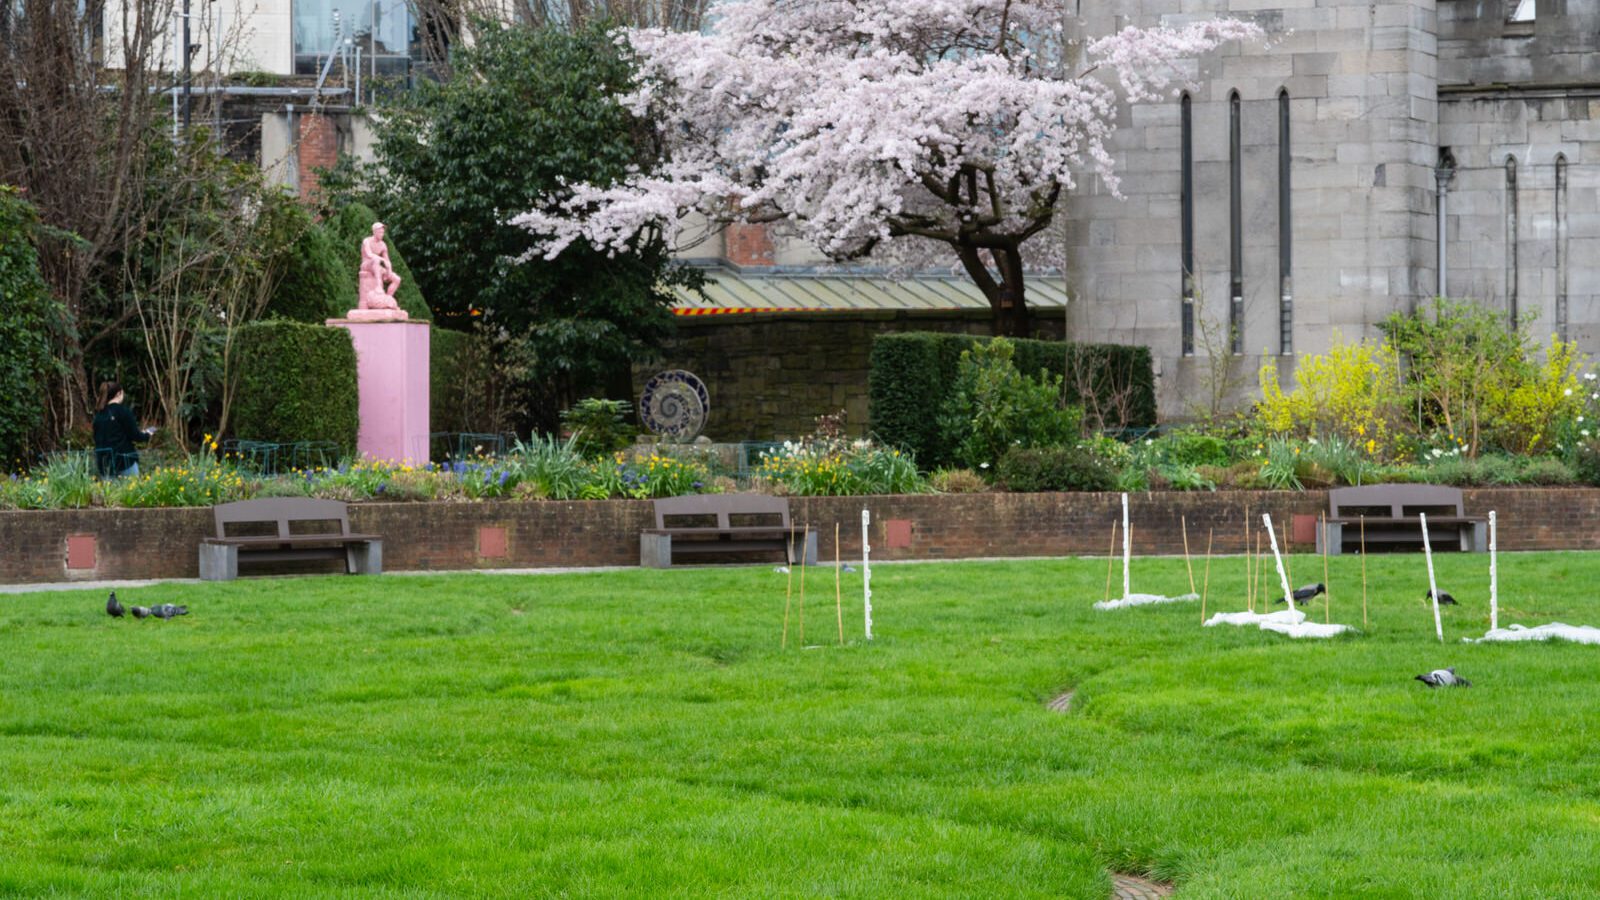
[
  {"x1": 1201, "y1": 528, "x2": 1214, "y2": 623},
  {"x1": 1181, "y1": 514, "x2": 1196, "y2": 596},
  {"x1": 782, "y1": 523, "x2": 794, "y2": 649},
  {"x1": 1360, "y1": 515, "x2": 1368, "y2": 629},
  {"x1": 1103, "y1": 521, "x2": 1118, "y2": 605},
  {"x1": 835, "y1": 522, "x2": 844, "y2": 646},
  {"x1": 1254, "y1": 533, "x2": 1265, "y2": 612},
  {"x1": 798, "y1": 521, "x2": 808, "y2": 645}
]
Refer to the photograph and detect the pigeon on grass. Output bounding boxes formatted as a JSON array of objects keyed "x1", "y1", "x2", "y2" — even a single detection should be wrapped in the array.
[
  {"x1": 1425, "y1": 590, "x2": 1459, "y2": 606},
  {"x1": 106, "y1": 592, "x2": 125, "y2": 618},
  {"x1": 130, "y1": 606, "x2": 151, "y2": 619},
  {"x1": 1273, "y1": 583, "x2": 1326, "y2": 605},
  {"x1": 1415, "y1": 668, "x2": 1471, "y2": 688},
  {"x1": 151, "y1": 604, "x2": 188, "y2": 619}
]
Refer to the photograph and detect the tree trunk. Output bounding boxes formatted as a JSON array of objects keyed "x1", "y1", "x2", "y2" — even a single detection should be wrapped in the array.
[{"x1": 955, "y1": 243, "x2": 1029, "y2": 337}]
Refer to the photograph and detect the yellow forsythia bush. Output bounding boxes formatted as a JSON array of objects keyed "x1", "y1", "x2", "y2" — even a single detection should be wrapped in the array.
[
  {"x1": 1258, "y1": 336, "x2": 1406, "y2": 457},
  {"x1": 1488, "y1": 335, "x2": 1584, "y2": 455}
]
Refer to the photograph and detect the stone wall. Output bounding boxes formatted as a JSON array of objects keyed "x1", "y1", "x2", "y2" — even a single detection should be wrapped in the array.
[
  {"x1": 3, "y1": 488, "x2": 1595, "y2": 585},
  {"x1": 1063, "y1": 0, "x2": 1440, "y2": 417},
  {"x1": 633, "y1": 309, "x2": 1065, "y2": 441}
]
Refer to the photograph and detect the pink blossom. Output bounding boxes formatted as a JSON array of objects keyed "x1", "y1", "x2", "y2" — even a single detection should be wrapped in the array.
[{"x1": 513, "y1": 1, "x2": 1259, "y2": 315}]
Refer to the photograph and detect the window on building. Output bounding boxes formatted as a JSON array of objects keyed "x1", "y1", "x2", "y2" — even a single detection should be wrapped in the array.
[
  {"x1": 1556, "y1": 154, "x2": 1568, "y2": 340},
  {"x1": 1278, "y1": 89, "x2": 1292, "y2": 356},
  {"x1": 1181, "y1": 93, "x2": 1195, "y2": 357},
  {"x1": 1509, "y1": 0, "x2": 1535, "y2": 23},
  {"x1": 1505, "y1": 155, "x2": 1518, "y2": 323},
  {"x1": 1229, "y1": 90, "x2": 1243, "y2": 355},
  {"x1": 293, "y1": 0, "x2": 415, "y2": 77}
]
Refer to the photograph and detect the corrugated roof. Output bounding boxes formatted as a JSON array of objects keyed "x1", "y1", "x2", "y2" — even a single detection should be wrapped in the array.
[{"x1": 670, "y1": 267, "x2": 1069, "y2": 311}]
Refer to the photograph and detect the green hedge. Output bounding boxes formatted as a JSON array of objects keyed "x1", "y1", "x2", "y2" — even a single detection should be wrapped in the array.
[
  {"x1": 0, "y1": 187, "x2": 61, "y2": 467},
  {"x1": 232, "y1": 321, "x2": 358, "y2": 455},
  {"x1": 327, "y1": 202, "x2": 431, "y2": 322},
  {"x1": 869, "y1": 332, "x2": 1156, "y2": 468},
  {"x1": 265, "y1": 212, "x2": 346, "y2": 323},
  {"x1": 430, "y1": 328, "x2": 498, "y2": 434}
]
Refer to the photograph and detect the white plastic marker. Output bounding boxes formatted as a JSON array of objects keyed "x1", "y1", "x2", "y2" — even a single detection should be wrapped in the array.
[
  {"x1": 861, "y1": 507, "x2": 874, "y2": 640},
  {"x1": 1261, "y1": 513, "x2": 1294, "y2": 607},
  {"x1": 1421, "y1": 512, "x2": 1444, "y2": 643},
  {"x1": 1121, "y1": 492, "x2": 1131, "y2": 600},
  {"x1": 1489, "y1": 510, "x2": 1499, "y2": 633}
]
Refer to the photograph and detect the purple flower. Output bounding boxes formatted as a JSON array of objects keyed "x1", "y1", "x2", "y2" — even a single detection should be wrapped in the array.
[
  {"x1": 692, "y1": 481, "x2": 704, "y2": 489},
  {"x1": 497, "y1": 470, "x2": 510, "y2": 485}
]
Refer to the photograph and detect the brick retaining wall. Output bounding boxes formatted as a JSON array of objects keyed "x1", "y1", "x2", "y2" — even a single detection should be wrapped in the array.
[{"x1": 0, "y1": 488, "x2": 1591, "y2": 585}]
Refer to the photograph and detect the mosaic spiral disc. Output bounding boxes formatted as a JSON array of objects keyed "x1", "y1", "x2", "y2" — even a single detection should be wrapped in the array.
[{"x1": 639, "y1": 369, "x2": 709, "y2": 440}]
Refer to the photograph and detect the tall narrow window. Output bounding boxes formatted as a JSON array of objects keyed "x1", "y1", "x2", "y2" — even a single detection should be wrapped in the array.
[
  {"x1": 1556, "y1": 154, "x2": 1569, "y2": 341},
  {"x1": 1278, "y1": 90, "x2": 1292, "y2": 356},
  {"x1": 1229, "y1": 90, "x2": 1243, "y2": 355},
  {"x1": 1180, "y1": 93, "x2": 1195, "y2": 357},
  {"x1": 1505, "y1": 155, "x2": 1519, "y2": 324}
]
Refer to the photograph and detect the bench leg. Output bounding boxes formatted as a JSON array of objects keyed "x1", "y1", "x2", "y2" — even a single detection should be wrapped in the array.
[
  {"x1": 1318, "y1": 522, "x2": 1344, "y2": 556},
  {"x1": 788, "y1": 530, "x2": 819, "y2": 566},
  {"x1": 1464, "y1": 522, "x2": 1486, "y2": 553},
  {"x1": 346, "y1": 540, "x2": 383, "y2": 575},
  {"x1": 641, "y1": 533, "x2": 673, "y2": 568},
  {"x1": 198, "y1": 543, "x2": 238, "y2": 581}
]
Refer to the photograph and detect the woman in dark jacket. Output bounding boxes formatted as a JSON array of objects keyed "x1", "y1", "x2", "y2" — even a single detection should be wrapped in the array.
[{"x1": 92, "y1": 381, "x2": 153, "y2": 477}]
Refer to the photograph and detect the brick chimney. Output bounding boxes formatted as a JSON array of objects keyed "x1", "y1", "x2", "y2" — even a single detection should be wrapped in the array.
[
  {"x1": 296, "y1": 113, "x2": 340, "y2": 204},
  {"x1": 724, "y1": 221, "x2": 775, "y2": 269}
]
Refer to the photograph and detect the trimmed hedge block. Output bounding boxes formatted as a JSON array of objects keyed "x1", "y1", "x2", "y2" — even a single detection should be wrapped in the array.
[
  {"x1": 232, "y1": 321, "x2": 359, "y2": 455},
  {"x1": 430, "y1": 328, "x2": 497, "y2": 434},
  {"x1": 869, "y1": 332, "x2": 1156, "y2": 468}
]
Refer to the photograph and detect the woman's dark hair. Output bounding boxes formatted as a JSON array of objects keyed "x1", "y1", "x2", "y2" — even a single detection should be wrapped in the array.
[{"x1": 95, "y1": 380, "x2": 124, "y2": 412}]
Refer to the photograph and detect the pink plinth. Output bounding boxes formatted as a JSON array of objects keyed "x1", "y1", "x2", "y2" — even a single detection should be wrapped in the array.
[{"x1": 326, "y1": 319, "x2": 431, "y2": 465}]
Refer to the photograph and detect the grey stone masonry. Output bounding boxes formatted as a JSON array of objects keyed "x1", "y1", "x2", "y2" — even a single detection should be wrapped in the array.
[{"x1": 1061, "y1": 0, "x2": 1600, "y2": 419}]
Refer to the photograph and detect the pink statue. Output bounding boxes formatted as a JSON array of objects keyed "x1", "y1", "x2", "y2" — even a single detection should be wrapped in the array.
[{"x1": 348, "y1": 222, "x2": 410, "y2": 322}]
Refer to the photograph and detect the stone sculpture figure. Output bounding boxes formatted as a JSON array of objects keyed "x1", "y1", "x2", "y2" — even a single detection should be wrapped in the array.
[{"x1": 349, "y1": 222, "x2": 410, "y2": 321}]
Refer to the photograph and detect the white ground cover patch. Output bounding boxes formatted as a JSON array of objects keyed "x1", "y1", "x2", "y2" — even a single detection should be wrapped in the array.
[
  {"x1": 1204, "y1": 608, "x2": 1305, "y2": 628},
  {"x1": 1259, "y1": 620, "x2": 1356, "y2": 638},
  {"x1": 1094, "y1": 592, "x2": 1199, "y2": 611},
  {"x1": 1468, "y1": 623, "x2": 1600, "y2": 645}
]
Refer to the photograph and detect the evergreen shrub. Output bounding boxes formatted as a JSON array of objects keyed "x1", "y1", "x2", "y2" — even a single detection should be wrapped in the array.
[
  {"x1": 869, "y1": 332, "x2": 1155, "y2": 468},
  {"x1": 431, "y1": 328, "x2": 498, "y2": 434},
  {"x1": 232, "y1": 321, "x2": 358, "y2": 455},
  {"x1": 265, "y1": 209, "x2": 346, "y2": 323},
  {"x1": 996, "y1": 445, "x2": 1118, "y2": 492},
  {"x1": 0, "y1": 187, "x2": 61, "y2": 467}
]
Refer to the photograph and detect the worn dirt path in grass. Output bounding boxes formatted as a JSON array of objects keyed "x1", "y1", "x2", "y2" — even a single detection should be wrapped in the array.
[{"x1": 1111, "y1": 873, "x2": 1173, "y2": 899}]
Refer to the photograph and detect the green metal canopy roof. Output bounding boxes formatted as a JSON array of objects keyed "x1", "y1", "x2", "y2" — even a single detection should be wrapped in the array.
[{"x1": 669, "y1": 267, "x2": 1070, "y2": 312}]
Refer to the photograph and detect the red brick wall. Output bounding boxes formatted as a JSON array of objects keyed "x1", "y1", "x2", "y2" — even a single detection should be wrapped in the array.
[
  {"x1": 0, "y1": 488, "x2": 1590, "y2": 585},
  {"x1": 296, "y1": 113, "x2": 340, "y2": 204}
]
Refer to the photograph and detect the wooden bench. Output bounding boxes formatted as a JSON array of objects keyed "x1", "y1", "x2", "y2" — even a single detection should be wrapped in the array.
[
  {"x1": 1317, "y1": 484, "x2": 1487, "y2": 555},
  {"x1": 198, "y1": 498, "x2": 384, "y2": 581},
  {"x1": 640, "y1": 495, "x2": 818, "y2": 568}
]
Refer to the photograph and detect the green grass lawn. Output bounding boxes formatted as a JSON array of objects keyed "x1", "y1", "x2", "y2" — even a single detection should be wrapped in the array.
[{"x1": 4, "y1": 550, "x2": 1600, "y2": 897}]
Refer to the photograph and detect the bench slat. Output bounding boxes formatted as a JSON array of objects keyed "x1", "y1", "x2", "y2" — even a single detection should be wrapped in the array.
[{"x1": 204, "y1": 534, "x2": 381, "y2": 545}]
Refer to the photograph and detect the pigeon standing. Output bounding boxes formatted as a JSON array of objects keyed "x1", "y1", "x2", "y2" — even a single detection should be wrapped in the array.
[
  {"x1": 130, "y1": 606, "x2": 151, "y2": 619},
  {"x1": 1415, "y1": 668, "x2": 1471, "y2": 688},
  {"x1": 1425, "y1": 589, "x2": 1459, "y2": 606},
  {"x1": 1274, "y1": 583, "x2": 1326, "y2": 605},
  {"x1": 106, "y1": 592, "x2": 125, "y2": 618}
]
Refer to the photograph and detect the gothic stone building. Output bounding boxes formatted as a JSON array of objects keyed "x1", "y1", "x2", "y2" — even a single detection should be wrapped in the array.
[{"x1": 1064, "y1": 0, "x2": 1600, "y2": 417}]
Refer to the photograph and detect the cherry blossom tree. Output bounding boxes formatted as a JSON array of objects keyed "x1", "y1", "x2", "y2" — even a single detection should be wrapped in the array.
[{"x1": 513, "y1": 0, "x2": 1260, "y2": 336}]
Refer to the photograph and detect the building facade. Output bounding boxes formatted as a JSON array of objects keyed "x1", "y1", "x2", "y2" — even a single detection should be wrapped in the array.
[{"x1": 1063, "y1": 0, "x2": 1599, "y2": 416}]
